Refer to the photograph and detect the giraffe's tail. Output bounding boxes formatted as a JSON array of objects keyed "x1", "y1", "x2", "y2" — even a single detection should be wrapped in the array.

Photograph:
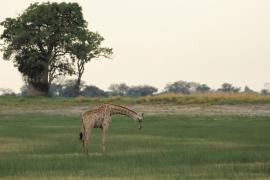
[
  {"x1": 79, "y1": 132, "x2": 83, "y2": 141},
  {"x1": 79, "y1": 116, "x2": 84, "y2": 141}
]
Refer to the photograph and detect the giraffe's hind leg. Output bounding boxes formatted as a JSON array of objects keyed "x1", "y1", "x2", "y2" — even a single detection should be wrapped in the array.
[
  {"x1": 80, "y1": 125, "x2": 88, "y2": 155},
  {"x1": 101, "y1": 127, "x2": 108, "y2": 154},
  {"x1": 84, "y1": 130, "x2": 89, "y2": 156},
  {"x1": 81, "y1": 133, "x2": 86, "y2": 154}
]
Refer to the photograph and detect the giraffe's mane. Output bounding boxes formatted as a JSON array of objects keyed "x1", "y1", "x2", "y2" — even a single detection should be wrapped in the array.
[{"x1": 105, "y1": 103, "x2": 138, "y2": 115}]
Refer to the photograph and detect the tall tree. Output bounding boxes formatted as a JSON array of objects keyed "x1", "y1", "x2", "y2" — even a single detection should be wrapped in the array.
[
  {"x1": 0, "y1": 2, "x2": 86, "y2": 95},
  {"x1": 69, "y1": 30, "x2": 112, "y2": 97}
]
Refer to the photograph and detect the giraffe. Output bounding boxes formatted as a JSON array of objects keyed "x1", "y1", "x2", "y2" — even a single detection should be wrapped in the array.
[{"x1": 79, "y1": 103, "x2": 144, "y2": 155}]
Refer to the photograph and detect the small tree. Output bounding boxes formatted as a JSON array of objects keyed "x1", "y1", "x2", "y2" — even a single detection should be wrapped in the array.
[
  {"x1": 164, "y1": 80, "x2": 212, "y2": 94},
  {"x1": 49, "y1": 83, "x2": 64, "y2": 96},
  {"x1": 127, "y1": 85, "x2": 158, "y2": 96},
  {"x1": 217, "y1": 83, "x2": 240, "y2": 93},
  {"x1": 51, "y1": 79, "x2": 85, "y2": 97},
  {"x1": 244, "y1": 86, "x2": 255, "y2": 93},
  {"x1": 196, "y1": 84, "x2": 211, "y2": 93},
  {"x1": 108, "y1": 83, "x2": 129, "y2": 96},
  {"x1": 261, "y1": 89, "x2": 270, "y2": 96},
  {"x1": 69, "y1": 30, "x2": 112, "y2": 97},
  {"x1": 81, "y1": 85, "x2": 107, "y2": 97},
  {"x1": 0, "y1": 88, "x2": 16, "y2": 96},
  {"x1": 58, "y1": 80, "x2": 76, "y2": 97},
  {"x1": 19, "y1": 85, "x2": 28, "y2": 96},
  {"x1": 164, "y1": 81, "x2": 191, "y2": 94}
]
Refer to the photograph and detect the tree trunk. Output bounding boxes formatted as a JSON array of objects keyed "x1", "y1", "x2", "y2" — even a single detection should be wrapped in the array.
[
  {"x1": 73, "y1": 74, "x2": 82, "y2": 97},
  {"x1": 27, "y1": 62, "x2": 49, "y2": 96},
  {"x1": 73, "y1": 62, "x2": 85, "y2": 97}
]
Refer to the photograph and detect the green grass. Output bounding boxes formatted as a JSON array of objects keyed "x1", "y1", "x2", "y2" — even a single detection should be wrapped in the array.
[{"x1": 0, "y1": 114, "x2": 270, "y2": 179}]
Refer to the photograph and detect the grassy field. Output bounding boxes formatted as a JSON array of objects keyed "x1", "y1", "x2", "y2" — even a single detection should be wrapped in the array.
[{"x1": 0, "y1": 113, "x2": 270, "y2": 179}]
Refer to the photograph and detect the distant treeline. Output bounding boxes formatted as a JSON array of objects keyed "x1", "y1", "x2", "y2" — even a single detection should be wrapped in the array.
[{"x1": 1, "y1": 80, "x2": 270, "y2": 97}]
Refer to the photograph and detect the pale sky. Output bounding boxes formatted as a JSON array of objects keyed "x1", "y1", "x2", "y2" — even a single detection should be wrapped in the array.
[{"x1": 0, "y1": 0, "x2": 270, "y2": 92}]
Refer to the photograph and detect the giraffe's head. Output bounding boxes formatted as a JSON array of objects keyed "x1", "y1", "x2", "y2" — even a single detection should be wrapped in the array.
[{"x1": 135, "y1": 112, "x2": 144, "y2": 130}]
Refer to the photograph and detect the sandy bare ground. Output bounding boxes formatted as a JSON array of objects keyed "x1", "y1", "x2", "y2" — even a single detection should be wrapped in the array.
[{"x1": 1, "y1": 104, "x2": 270, "y2": 116}]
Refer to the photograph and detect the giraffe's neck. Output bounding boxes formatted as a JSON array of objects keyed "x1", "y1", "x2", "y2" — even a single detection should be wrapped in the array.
[{"x1": 108, "y1": 104, "x2": 138, "y2": 120}]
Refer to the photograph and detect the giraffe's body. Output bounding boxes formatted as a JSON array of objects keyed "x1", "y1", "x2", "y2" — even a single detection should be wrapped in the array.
[{"x1": 80, "y1": 103, "x2": 143, "y2": 154}]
